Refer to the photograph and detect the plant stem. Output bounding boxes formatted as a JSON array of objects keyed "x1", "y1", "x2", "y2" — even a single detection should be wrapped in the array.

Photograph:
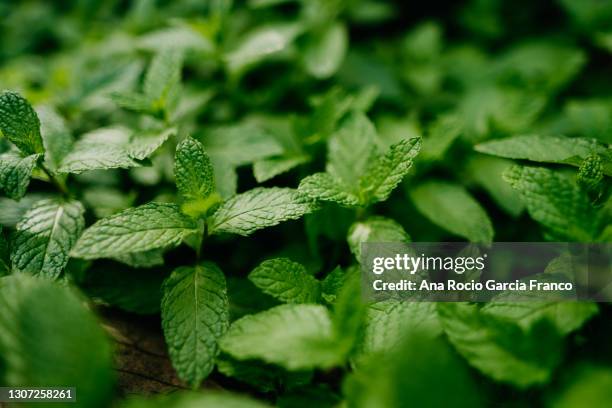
[{"x1": 40, "y1": 163, "x2": 69, "y2": 196}]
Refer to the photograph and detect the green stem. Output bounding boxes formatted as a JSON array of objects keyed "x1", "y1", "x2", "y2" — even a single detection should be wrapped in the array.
[
  {"x1": 40, "y1": 164, "x2": 68, "y2": 196},
  {"x1": 195, "y1": 220, "x2": 207, "y2": 261}
]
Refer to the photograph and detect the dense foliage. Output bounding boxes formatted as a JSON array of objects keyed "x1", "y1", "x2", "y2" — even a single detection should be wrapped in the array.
[{"x1": 0, "y1": 0, "x2": 611, "y2": 407}]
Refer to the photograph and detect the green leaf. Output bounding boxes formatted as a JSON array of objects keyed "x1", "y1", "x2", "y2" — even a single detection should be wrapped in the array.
[
  {"x1": 327, "y1": 113, "x2": 377, "y2": 189},
  {"x1": 551, "y1": 365, "x2": 612, "y2": 408},
  {"x1": 120, "y1": 391, "x2": 272, "y2": 408},
  {"x1": 0, "y1": 91, "x2": 44, "y2": 155},
  {"x1": 504, "y1": 165, "x2": 604, "y2": 241},
  {"x1": 217, "y1": 355, "x2": 312, "y2": 393},
  {"x1": 138, "y1": 25, "x2": 215, "y2": 53},
  {"x1": 410, "y1": 181, "x2": 494, "y2": 243},
  {"x1": 201, "y1": 124, "x2": 283, "y2": 166},
  {"x1": 359, "y1": 137, "x2": 421, "y2": 204},
  {"x1": 0, "y1": 274, "x2": 114, "y2": 408},
  {"x1": 212, "y1": 158, "x2": 238, "y2": 200},
  {"x1": 0, "y1": 193, "x2": 50, "y2": 227},
  {"x1": 437, "y1": 302, "x2": 563, "y2": 388},
  {"x1": 476, "y1": 134, "x2": 612, "y2": 176},
  {"x1": 0, "y1": 227, "x2": 9, "y2": 276},
  {"x1": 344, "y1": 333, "x2": 484, "y2": 408},
  {"x1": 143, "y1": 48, "x2": 183, "y2": 115},
  {"x1": 82, "y1": 186, "x2": 136, "y2": 218},
  {"x1": 566, "y1": 99, "x2": 612, "y2": 144},
  {"x1": 220, "y1": 304, "x2": 339, "y2": 370},
  {"x1": 226, "y1": 23, "x2": 303, "y2": 75},
  {"x1": 361, "y1": 301, "x2": 441, "y2": 354},
  {"x1": 496, "y1": 42, "x2": 585, "y2": 92},
  {"x1": 71, "y1": 203, "x2": 198, "y2": 259},
  {"x1": 578, "y1": 154, "x2": 605, "y2": 198},
  {"x1": 127, "y1": 127, "x2": 176, "y2": 160},
  {"x1": 330, "y1": 270, "x2": 365, "y2": 358},
  {"x1": 347, "y1": 216, "x2": 410, "y2": 259},
  {"x1": 161, "y1": 263, "x2": 229, "y2": 387},
  {"x1": 303, "y1": 23, "x2": 348, "y2": 79},
  {"x1": 208, "y1": 188, "x2": 317, "y2": 236},
  {"x1": 0, "y1": 152, "x2": 41, "y2": 200},
  {"x1": 459, "y1": 87, "x2": 546, "y2": 141},
  {"x1": 111, "y1": 248, "x2": 165, "y2": 268},
  {"x1": 175, "y1": 136, "x2": 215, "y2": 202},
  {"x1": 321, "y1": 266, "x2": 346, "y2": 303},
  {"x1": 253, "y1": 155, "x2": 309, "y2": 183},
  {"x1": 11, "y1": 198, "x2": 85, "y2": 279},
  {"x1": 82, "y1": 262, "x2": 165, "y2": 314},
  {"x1": 482, "y1": 297, "x2": 598, "y2": 336},
  {"x1": 37, "y1": 106, "x2": 73, "y2": 171},
  {"x1": 298, "y1": 172, "x2": 360, "y2": 207},
  {"x1": 465, "y1": 154, "x2": 524, "y2": 217},
  {"x1": 58, "y1": 127, "x2": 141, "y2": 174},
  {"x1": 249, "y1": 258, "x2": 320, "y2": 304},
  {"x1": 419, "y1": 113, "x2": 462, "y2": 162}
]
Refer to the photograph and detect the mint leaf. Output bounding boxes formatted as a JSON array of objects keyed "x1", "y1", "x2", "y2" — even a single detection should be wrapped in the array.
[
  {"x1": 551, "y1": 366, "x2": 612, "y2": 408},
  {"x1": 298, "y1": 173, "x2": 360, "y2": 207},
  {"x1": 359, "y1": 137, "x2": 421, "y2": 204},
  {"x1": 496, "y1": 42, "x2": 585, "y2": 92},
  {"x1": 410, "y1": 181, "x2": 494, "y2": 243},
  {"x1": 437, "y1": 302, "x2": 563, "y2": 388},
  {"x1": 58, "y1": 127, "x2": 141, "y2": 174},
  {"x1": 0, "y1": 152, "x2": 41, "y2": 200},
  {"x1": 112, "y1": 249, "x2": 165, "y2": 268},
  {"x1": 120, "y1": 391, "x2": 272, "y2": 408},
  {"x1": 330, "y1": 270, "x2": 365, "y2": 358},
  {"x1": 483, "y1": 298, "x2": 598, "y2": 336},
  {"x1": 459, "y1": 87, "x2": 546, "y2": 140},
  {"x1": 465, "y1": 155, "x2": 525, "y2": 217},
  {"x1": 37, "y1": 106, "x2": 73, "y2": 171},
  {"x1": 220, "y1": 304, "x2": 339, "y2": 370},
  {"x1": 566, "y1": 99, "x2": 612, "y2": 144},
  {"x1": 212, "y1": 158, "x2": 238, "y2": 200},
  {"x1": 303, "y1": 23, "x2": 348, "y2": 79},
  {"x1": 0, "y1": 227, "x2": 9, "y2": 275},
  {"x1": 362, "y1": 301, "x2": 441, "y2": 354},
  {"x1": 476, "y1": 134, "x2": 612, "y2": 176},
  {"x1": 202, "y1": 124, "x2": 283, "y2": 166},
  {"x1": 11, "y1": 198, "x2": 85, "y2": 279},
  {"x1": 327, "y1": 113, "x2": 377, "y2": 189},
  {"x1": 345, "y1": 333, "x2": 483, "y2": 408},
  {"x1": 225, "y1": 23, "x2": 303, "y2": 75},
  {"x1": 217, "y1": 355, "x2": 311, "y2": 393},
  {"x1": 71, "y1": 203, "x2": 198, "y2": 259},
  {"x1": 0, "y1": 91, "x2": 44, "y2": 155},
  {"x1": 420, "y1": 113, "x2": 462, "y2": 162},
  {"x1": 248, "y1": 258, "x2": 320, "y2": 304},
  {"x1": 578, "y1": 154, "x2": 605, "y2": 201},
  {"x1": 0, "y1": 274, "x2": 114, "y2": 407},
  {"x1": 110, "y1": 92, "x2": 152, "y2": 113},
  {"x1": 138, "y1": 26, "x2": 214, "y2": 53},
  {"x1": 208, "y1": 188, "x2": 317, "y2": 236},
  {"x1": 82, "y1": 263, "x2": 165, "y2": 315},
  {"x1": 0, "y1": 193, "x2": 50, "y2": 227},
  {"x1": 175, "y1": 136, "x2": 215, "y2": 203},
  {"x1": 347, "y1": 216, "x2": 410, "y2": 259},
  {"x1": 161, "y1": 263, "x2": 229, "y2": 387},
  {"x1": 127, "y1": 127, "x2": 175, "y2": 160},
  {"x1": 504, "y1": 165, "x2": 604, "y2": 241},
  {"x1": 144, "y1": 48, "x2": 183, "y2": 116},
  {"x1": 253, "y1": 155, "x2": 309, "y2": 183},
  {"x1": 321, "y1": 266, "x2": 346, "y2": 303}
]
